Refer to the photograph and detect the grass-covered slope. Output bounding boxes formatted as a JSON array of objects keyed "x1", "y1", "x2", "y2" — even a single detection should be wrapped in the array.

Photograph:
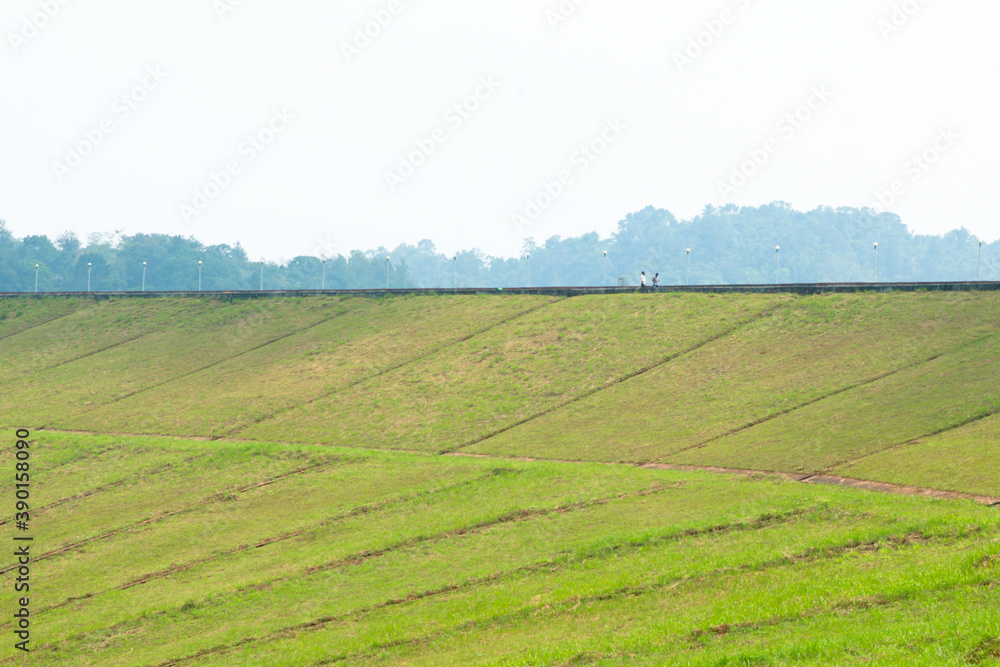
[
  {"x1": 470, "y1": 292, "x2": 1000, "y2": 463},
  {"x1": 3, "y1": 292, "x2": 1000, "y2": 665},
  {"x1": 238, "y1": 292, "x2": 784, "y2": 451},
  {"x1": 2, "y1": 432, "x2": 998, "y2": 666},
  {"x1": 2, "y1": 291, "x2": 997, "y2": 494},
  {"x1": 63, "y1": 294, "x2": 555, "y2": 436}
]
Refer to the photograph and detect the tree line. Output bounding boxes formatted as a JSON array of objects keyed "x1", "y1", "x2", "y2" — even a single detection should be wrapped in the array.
[{"x1": 0, "y1": 203, "x2": 995, "y2": 292}]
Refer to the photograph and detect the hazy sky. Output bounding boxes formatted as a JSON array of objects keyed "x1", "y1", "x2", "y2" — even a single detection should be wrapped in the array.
[{"x1": 2, "y1": 0, "x2": 998, "y2": 262}]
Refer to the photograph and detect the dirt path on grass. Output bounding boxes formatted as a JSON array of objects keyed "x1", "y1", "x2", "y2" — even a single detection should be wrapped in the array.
[
  {"x1": 448, "y1": 453, "x2": 1000, "y2": 507},
  {"x1": 32, "y1": 428, "x2": 1000, "y2": 507}
]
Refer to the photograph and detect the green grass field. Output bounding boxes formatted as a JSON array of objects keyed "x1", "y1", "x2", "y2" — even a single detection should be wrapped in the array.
[{"x1": 1, "y1": 292, "x2": 999, "y2": 665}]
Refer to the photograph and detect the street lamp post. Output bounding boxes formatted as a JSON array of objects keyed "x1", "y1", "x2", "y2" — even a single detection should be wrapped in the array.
[
  {"x1": 142, "y1": 262, "x2": 147, "y2": 292},
  {"x1": 453, "y1": 255, "x2": 457, "y2": 289},
  {"x1": 686, "y1": 249, "x2": 691, "y2": 286},
  {"x1": 873, "y1": 242, "x2": 878, "y2": 282},
  {"x1": 260, "y1": 261, "x2": 264, "y2": 291},
  {"x1": 526, "y1": 253, "x2": 531, "y2": 288},
  {"x1": 603, "y1": 251, "x2": 607, "y2": 287},
  {"x1": 322, "y1": 259, "x2": 327, "y2": 290},
  {"x1": 87, "y1": 262, "x2": 92, "y2": 292},
  {"x1": 34, "y1": 264, "x2": 39, "y2": 293},
  {"x1": 775, "y1": 246, "x2": 780, "y2": 284},
  {"x1": 979, "y1": 240, "x2": 983, "y2": 281},
  {"x1": 385, "y1": 257, "x2": 390, "y2": 289},
  {"x1": 198, "y1": 260, "x2": 203, "y2": 292}
]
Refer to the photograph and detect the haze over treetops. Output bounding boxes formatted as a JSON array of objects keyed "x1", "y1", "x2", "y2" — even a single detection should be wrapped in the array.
[{"x1": 1, "y1": 203, "x2": 996, "y2": 292}]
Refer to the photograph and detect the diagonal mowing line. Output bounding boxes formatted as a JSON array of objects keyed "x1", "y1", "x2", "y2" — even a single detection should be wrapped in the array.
[
  {"x1": 820, "y1": 408, "x2": 1000, "y2": 474},
  {"x1": 314, "y1": 526, "x2": 982, "y2": 667},
  {"x1": 34, "y1": 471, "x2": 508, "y2": 615},
  {"x1": 663, "y1": 362, "x2": 933, "y2": 461},
  {"x1": 150, "y1": 508, "x2": 811, "y2": 667},
  {"x1": 441, "y1": 303, "x2": 787, "y2": 455},
  {"x1": 443, "y1": 453, "x2": 1000, "y2": 505},
  {"x1": 10, "y1": 443, "x2": 122, "y2": 478},
  {"x1": 43, "y1": 487, "x2": 680, "y2": 665},
  {"x1": 63, "y1": 309, "x2": 361, "y2": 420},
  {"x1": 328, "y1": 551, "x2": 984, "y2": 667},
  {"x1": 225, "y1": 297, "x2": 564, "y2": 437},
  {"x1": 0, "y1": 307, "x2": 85, "y2": 342},
  {"x1": 0, "y1": 459, "x2": 350, "y2": 576},
  {"x1": 314, "y1": 533, "x2": 959, "y2": 666},
  {"x1": 30, "y1": 331, "x2": 152, "y2": 375},
  {"x1": 297, "y1": 485, "x2": 676, "y2": 580},
  {"x1": 0, "y1": 452, "x2": 214, "y2": 528},
  {"x1": 664, "y1": 329, "x2": 1000, "y2": 462}
]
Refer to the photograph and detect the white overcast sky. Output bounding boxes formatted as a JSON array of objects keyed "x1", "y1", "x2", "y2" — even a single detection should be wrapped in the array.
[{"x1": 1, "y1": 0, "x2": 998, "y2": 262}]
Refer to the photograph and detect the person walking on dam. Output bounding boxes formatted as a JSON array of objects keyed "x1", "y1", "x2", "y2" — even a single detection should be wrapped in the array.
[{"x1": 640, "y1": 271, "x2": 647, "y2": 288}]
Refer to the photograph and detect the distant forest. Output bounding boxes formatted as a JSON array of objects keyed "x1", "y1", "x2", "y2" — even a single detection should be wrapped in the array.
[{"x1": 1, "y1": 203, "x2": 995, "y2": 292}]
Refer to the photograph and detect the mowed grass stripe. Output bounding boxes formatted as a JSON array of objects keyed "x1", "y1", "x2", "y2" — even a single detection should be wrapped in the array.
[
  {"x1": 33, "y1": 457, "x2": 492, "y2": 613},
  {"x1": 666, "y1": 583, "x2": 1000, "y2": 667},
  {"x1": 10, "y1": 433, "x2": 999, "y2": 666},
  {"x1": 58, "y1": 297, "x2": 406, "y2": 427},
  {"x1": 219, "y1": 295, "x2": 560, "y2": 437},
  {"x1": 61, "y1": 307, "x2": 347, "y2": 415},
  {"x1": 665, "y1": 349, "x2": 950, "y2": 458},
  {"x1": 162, "y1": 518, "x2": 817, "y2": 666},
  {"x1": 224, "y1": 295, "x2": 561, "y2": 438},
  {"x1": 0, "y1": 298, "x2": 85, "y2": 341},
  {"x1": 33, "y1": 331, "x2": 153, "y2": 376},
  {"x1": 26, "y1": 299, "x2": 348, "y2": 428},
  {"x1": 373, "y1": 573, "x2": 997, "y2": 667},
  {"x1": 0, "y1": 298, "x2": 337, "y2": 428},
  {"x1": 31, "y1": 454, "x2": 672, "y2": 640},
  {"x1": 43, "y1": 489, "x2": 812, "y2": 666},
  {"x1": 298, "y1": 532, "x2": 997, "y2": 667},
  {"x1": 0, "y1": 454, "x2": 211, "y2": 527},
  {"x1": 668, "y1": 331, "x2": 1000, "y2": 478},
  {"x1": 0, "y1": 299, "x2": 222, "y2": 382},
  {"x1": 0, "y1": 458, "x2": 347, "y2": 577},
  {"x1": 834, "y1": 411, "x2": 1000, "y2": 498},
  {"x1": 469, "y1": 291, "x2": 1000, "y2": 463},
  {"x1": 826, "y1": 403, "x2": 1000, "y2": 470},
  {"x1": 42, "y1": 464, "x2": 985, "y2": 665},
  {"x1": 167, "y1": 499, "x2": 997, "y2": 666},
  {"x1": 241, "y1": 293, "x2": 787, "y2": 451},
  {"x1": 663, "y1": 329, "x2": 1000, "y2": 465},
  {"x1": 0, "y1": 443, "x2": 351, "y2": 574},
  {"x1": 64, "y1": 295, "x2": 558, "y2": 437},
  {"x1": 442, "y1": 300, "x2": 787, "y2": 455},
  {"x1": 0, "y1": 435, "x2": 219, "y2": 526}
]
